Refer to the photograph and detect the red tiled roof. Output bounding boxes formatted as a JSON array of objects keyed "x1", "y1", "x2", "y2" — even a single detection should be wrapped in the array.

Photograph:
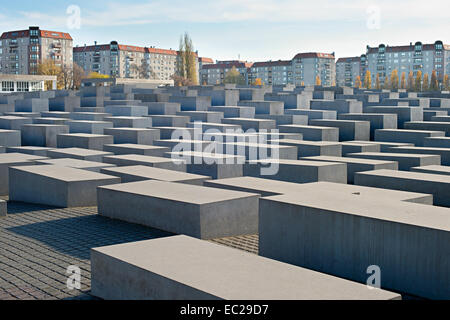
[
  {"x1": 293, "y1": 52, "x2": 335, "y2": 59},
  {"x1": 74, "y1": 43, "x2": 188, "y2": 56},
  {"x1": 367, "y1": 43, "x2": 450, "y2": 54},
  {"x1": 202, "y1": 61, "x2": 253, "y2": 70},
  {"x1": 0, "y1": 29, "x2": 72, "y2": 40},
  {"x1": 199, "y1": 57, "x2": 214, "y2": 63},
  {"x1": 337, "y1": 57, "x2": 361, "y2": 63},
  {"x1": 251, "y1": 60, "x2": 291, "y2": 68},
  {"x1": 40, "y1": 30, "x2": 72, "y2": 40}
]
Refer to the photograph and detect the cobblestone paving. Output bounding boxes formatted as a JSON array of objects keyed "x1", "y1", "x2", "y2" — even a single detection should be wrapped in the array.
[{"x1": 0, "y1": 198, "x2": 259, "y2": 300}]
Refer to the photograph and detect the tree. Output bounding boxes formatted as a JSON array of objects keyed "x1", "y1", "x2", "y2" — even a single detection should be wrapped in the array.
[
  {"x1": 444, "y1": 75, "x2": 450, "y2": 91},
  {"x1": 354, "y1": 76, "x2": 362, "y2": 88},
  {"x1": 390, "y1": 70, "x2": 399, "y2": 90},
  {"x1": 315, "y1": 75, "x2": 321, "y2": 86},
  {"x1": 88, "y1": 72, "x2": 109, "y2": 79},
  {"x1": 173, "y1": 32, "x2": 198, "y2": 86},
  {"x1": 422, "y1": 73, "x2": 429, "y2": 91},
  {"x1": 415, "y1": 70, "x2": 422, "y2": 92},
  {"x1": 72, "y1": 63, "x2": 85, "y2": 90},
  {"x1": 364, "y1": 70, "x2": 371, "y2": 89},
  {"x1": 400, "y1": 72, "x2": 406, "y2": 89},
  {"x1": 430, "y1": 70, "x2": 439, "y2": 91},
  {"x1": 37, "y1": 59, "x2": 64, "y2": 90},
  {"x1": 223, "y1": 66, "x2": 246, "y2": 85},
  {"x1": 375, "y1": 73, "x2": 381, "y2": 90},
  {"x1": 253, "y1": 78, "x2": 262, "y2": 86},
  {"x1": 407, "y1": 71, "x2": 414, "y2": 91},
  {"x1": 383, "y1": 73, "x2": 390, "y2": 90}
]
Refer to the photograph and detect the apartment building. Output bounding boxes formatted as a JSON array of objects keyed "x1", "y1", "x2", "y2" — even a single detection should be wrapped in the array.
[
  {"x1": 200, "y1": 60, "x2": 253, "y2": 85},
  {"x1": 291, "y1": 52, "x2": 336, "y2": 86},
  {"x1": 336, "y1": 56, "x2": 361, "y2": 86},
  {"x1": 366, "y1": 40, "x2": 450, "y2": 85},
  {"x1": 74, "y1": 41, "x2": 180, "y2": 80},
  {"x1": 200, "y1": 52, "x2": 335, "y2": 86},
  {"x1": 0, "y1": 26, "x2": 73, "y2": 75},
  {"x1": 248, "y1": 60, "x2": 292, "y2": 85}
]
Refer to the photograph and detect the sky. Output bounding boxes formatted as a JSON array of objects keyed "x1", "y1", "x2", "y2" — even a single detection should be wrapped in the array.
[{"x1": 0, "y1": 0, "x2": 449, "y2": 62}]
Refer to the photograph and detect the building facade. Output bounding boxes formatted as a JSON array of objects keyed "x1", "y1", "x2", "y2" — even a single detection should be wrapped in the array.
[
  {"x1": 292, "y1": 52, "x2": 336, "y2": 86},
  {"x1": 336, "y1": 56, "x2": 361, "y2": 86},
  {"x1": 366, "y1": 40, "x2": 450, "y2": 86},
  {"x1": 74, "y1": 41, "x2": 211, "y2": 82},
  {"x1": 248, "y1": 60, "x2": 292, "y2": 85},
  {"x1": 0, "y1": 26, "x2": 73, "y2": 75},
  {"x1": 200, "y1": 52, "x2": 336, "y2": 86},
  {"x1": 200, "y1": 60, "x2": 253, "y2": 85}
]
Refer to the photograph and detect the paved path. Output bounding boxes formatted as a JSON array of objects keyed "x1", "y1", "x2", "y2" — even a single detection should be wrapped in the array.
[{"x1": 0, "y1": 198, "x2": 258, "y2": 300}]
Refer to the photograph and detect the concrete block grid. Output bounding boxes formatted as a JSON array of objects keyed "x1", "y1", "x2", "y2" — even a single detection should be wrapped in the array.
[{"x1": 1, "y1": 84, "x2": 450, "y2": 300}]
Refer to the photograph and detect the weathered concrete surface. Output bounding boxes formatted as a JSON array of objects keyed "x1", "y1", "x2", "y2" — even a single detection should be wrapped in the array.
[
  {"x1": 244, "y1": 159, "x2": 347, "y2": 184},
  {"x1": 0, "y1": 199, "x2": 6, "y2": 217},
  {"x1": 206, "y1": 179, "x2": 433, "y2": 204},
  {"x1": 0, "y1": 129, "x2": 21, "y2": 147},
  {"x1": 347, "y1": 152, "x2": 441, "y2": 171},
  {"x1": 354, "y1": 169, "x2": 450, "y2": 207},
  {"x1": 411, "y1": 165, "x2": 450, "y2": 176},
  {"x1": 103, "y1": 144, "x2": 169, "y2": 157},
  {"x1": 103, "y1": 154, "x2": 186, "y2": 172},
  {"x1": 302, "y1": 155, "x2": 398, "y2": 184},
  {"x1": 35, "y1": 158, "x2": 116, "y2": 173},
  {"x1": 47, "y1": 148, "x2": 112, "y2": 162},
  {"x1": 21, "y1": 124, "x2": 69, "y2": 147},
  {"x1": 91, "y1": 235, "x2": 400, "y2": 300},
  {"x1": 259, "y1": 192, "x2": 450, "y2": 299},
  {"x1": 9, "y1": 165, "x2": 120, "y2": 207},
  {"x1": 97, "y1": 181, "x2": 259, "y2": 239},
  {"x1": 57, "y1": 133, "x2": 114, "y2": 151},
  {"x1": 0, "y1": 153, "x2": 48, "y2": 195},
  {"x1": 100, "y1": 165, "x2": 210, "y2": 185}
]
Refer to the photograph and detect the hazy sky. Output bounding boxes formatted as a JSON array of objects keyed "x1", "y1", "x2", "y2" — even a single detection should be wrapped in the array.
[{"x1": 1, "y1": 0, "x2": 449, "y2": 61}]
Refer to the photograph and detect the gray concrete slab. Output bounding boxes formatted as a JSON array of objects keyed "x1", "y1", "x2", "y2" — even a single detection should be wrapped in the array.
[
  {"x1": 275, "y1": 139, "x2": 342, "y2": 158},
  {"x1": 404, "y1": 121, "x2": 450, "y2": 137},
  {"x1": 302, "y1": 155, "x2": 398, "y2": 184},
  {"x1": 0, "y1": 129, "x2": 21, "y2": 147},
  {"x1": 103, "y1": 144, "x2": 169, "y2": 157},
  {"x1": 221, "y1": 118, "x2": 276, "y2": 131},
  {"x1": 208, "y1": 106, "x2": 255, "y2": 118},
  {"x1": 103, "y1": 154, "x2": 186, "y2": 172},
  {"x1": 205, "y1": 178, "x2": 432, "y2": 204},
  {"x1": 97, "y1": 181, "x2": 259, "y2": 239},
  {"x1": 166, "y1": 151, "x2": 244, "y2": 179},
  {"x1": 310, "y1": 119, "x2": 370, "y2": 141},
  {"x1": 341, "y1": 142, "x2": 381, "y2": 156},
  {"x1": 355, "y1": 169, "x2": 450, "y2": 207},
  {"x1": 387, "y1": 146, "x2": 450, "y2": 166},
  {"x1": 259, "y1": 191, "x2": 450, "y2": 299},
  {"x1": 21, "y1": 124, "x2": 69, "y2": 147},
  {"x1": 347, "y1": 152, "x2": 441, "y2": 171},
  {"x1": 338, "y1": 113, "x2": 397, "y2": 140},
  {"x1": 0, "y1": 116, "x2": 33, "y2": 130},
  {"x1": 6, "y1": 146, "x2": 54, "y2": 156},
  {"x1": 410, "y1": 165, "x2": 450, "y2": 176},
  {"x1": 100, "y1": 165, "x2": 210, "y2": 185},
  {"x1": 278, "y1": 125, "x2": 339, "y2": 141},
  {"x1": 0, "y1": 153, "x2": 48, "y2": 195},
  {"x1": 47, "y1": 147, "x2": 112, "y2": 162},
  {"x1": 244, "y1": 159, "x2": 347, "y2": 184},
  {"x1": 375, "y1": 129, "x2": 445, "y2": 147},
  {"x1": 90, "y1": 235, "x2": 400, "y2": 300},
  {"x1": 9, "y1": 165, "x2": 120, "y2": 207},
  {"x1": 0, "y1": 199, "x2": 5, "y2": 217},
  {"x1": 57, "y1": 133, "x2": 114, "y2": 151},
  {"x1": 103, "y1": 116, "x2": 151, "y2": 128},
  {"x1": 103, "y1": 128, "x2": 160, "y2": 145},
  {"x1": 35, "y1": 158, "x2": 116, "y2": 173}
]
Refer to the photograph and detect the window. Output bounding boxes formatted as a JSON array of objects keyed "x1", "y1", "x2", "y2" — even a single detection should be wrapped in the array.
[
  {"x1": 17, "y1": 81, "x2": 29, "y2": 92},
  {"x1": 2, "y1": 81, "x2": 14, "y2": 92}
]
